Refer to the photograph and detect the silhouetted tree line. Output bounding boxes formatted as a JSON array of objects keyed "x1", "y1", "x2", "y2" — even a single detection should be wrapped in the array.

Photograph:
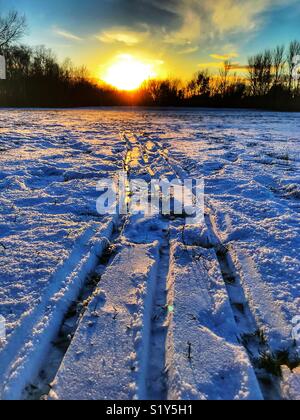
[
  {"x1": 1, "y1": 10, "x2": 300, "y2": 109},
  {"x1": 0, "y1": 45, "x2": 120, "y2": 107},
  {"x1": 0, "y1": 10, "x2": 119, "y2": 106},
  {"x1": 132, "y1": 42, "x2": 300, "y2": 110}
]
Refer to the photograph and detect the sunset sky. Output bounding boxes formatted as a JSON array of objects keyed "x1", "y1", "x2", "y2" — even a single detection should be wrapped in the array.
[{"x1": 2, "y1": 0, "x2": 300, "y2": 84}]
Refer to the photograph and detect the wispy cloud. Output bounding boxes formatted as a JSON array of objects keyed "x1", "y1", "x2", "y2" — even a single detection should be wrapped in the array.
[
  {"x1": 53, "y1": 27, "x2": 82, "y2": 42},
  {"x1": 210, "y1": 52, "x2": 239, "y2": 60},
  {"x1": 161, "y1": 0, "x2": 297, "y2": 47},
  {"x1": 208, "y1": 0, "x2": 298, "y2": 35},
  {"x1": 163, "y1": 3, "x2": 202, "y2": 45},
  {"x1": 230, "y1": 63, "x2": 249, "y2": 71},
  {"x1": 179, "y1": 46, "x2": 199, "y2": 55},
  {"x1": 198, "y1": 60, "x2": 248, "y2": 73},
  {"x1": 96, "y1": 27, "x2": 148, "y2": 46},
  {"x1": 198, "y1": 61, "x2": 224, "y2": 70}
]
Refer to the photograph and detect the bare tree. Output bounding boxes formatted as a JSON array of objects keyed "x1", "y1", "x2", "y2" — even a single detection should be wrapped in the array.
[
  {"x1": 186, "y1": 71, "x2": 210, "y2": 97},
  {"x1": 0, "y1": 10, "x2": 26, "y2": 50},
  {"x1": 248, "y1": 55, "x2": 258, "y2": 95},
  {"x1": 287, "y1": 40, "x2": 300, "y2": 92},
  {"x1": 4, "y1": 44, "x2": 31, "y2": 78},
  {"x1": 248, "y1": 51, "x2": 272, "y2": 96},
  {"x1": 219, "y1": 60, "x2": 231, "y2": 97},
  {"x1": 273, "y1": 45, "x2": 285, "y2": 87}
]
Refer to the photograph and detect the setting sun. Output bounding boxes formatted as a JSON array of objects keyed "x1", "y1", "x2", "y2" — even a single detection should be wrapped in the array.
[{"x1": 102, "y1": 55, "x2": 156, "y2": 91}]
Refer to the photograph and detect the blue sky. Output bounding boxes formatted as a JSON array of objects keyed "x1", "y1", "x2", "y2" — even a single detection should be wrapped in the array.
[{"x1": 2, "y1": 0, "x2": 300, "y2": 80}]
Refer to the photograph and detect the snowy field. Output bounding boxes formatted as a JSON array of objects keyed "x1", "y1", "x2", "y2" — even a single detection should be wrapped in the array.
[{"x1": 0, "y1": 108, "x2": 299, "y2": 400}]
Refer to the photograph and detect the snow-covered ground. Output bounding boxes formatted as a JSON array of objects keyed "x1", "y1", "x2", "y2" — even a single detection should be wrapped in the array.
[{"x1": 0, "y1": 108, "x2": 299, "y2": 400}]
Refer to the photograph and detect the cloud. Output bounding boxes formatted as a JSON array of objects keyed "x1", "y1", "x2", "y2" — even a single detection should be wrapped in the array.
[
  {"x1": 208, "y1": 0, "x2": 267, "y2": 34},
  {"x1": 53, "y1": 27, "x2": 82, "y2": 42},
  {"x1": 96, "y1": 27, "x2": 148, "y2": 46},
  {"x1": 163, "y1": 1, "x2": 203, "y2": 45},
  {"x1": 230, "y1": 63, "x2": 249, "y2": 71},
  {"x1": 179, "y1": 46, "x2": 199, "y2": 55},
  {"x1": 198, "y1": 60, "x2": 248, "y2": 73},
  {"x1": 198, "y1": 61, "x2": 224, "y2": 70},
  {"x1": 208, "y1": 0, "x2": 298, "y2": 35},
  {"x1": 210, "y1": 52, "x2": 239, "y2": 60},
  {"x1": 158, "y1": 0, "x2": 297, "y2": 47},
  {"x1": 54, "y1": 1, "x2": 298, "y2": 54}
]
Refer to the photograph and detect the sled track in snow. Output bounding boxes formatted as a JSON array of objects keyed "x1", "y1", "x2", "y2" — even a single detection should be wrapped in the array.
[
  {"x1": 21, "y1": 138, "x2": 134, "y2": 400},
  {"x1": 0, "y1": 219, "x2": 118, "y2": 400},
  {"x1": 167, "y1": 145, "x2": 297, "y2": 400},
  {"x1": 33, "y1": 131, "x2": 175, "y2": 401},
  {"x1": 23, "y1": 226, "x2": 123, "y2": 400},
  {"x1": 204, "y1": 213, "x2": 283, "y2": 400},
  {"x1": 16, "y1": 130, "x2": 284, "y2": 400},
  {"x1": 123, "y1": 132, "x2": 174, "y2": 400},
  {"x1": 145, "y1": 231, "x2": 171, "y2": 400}
]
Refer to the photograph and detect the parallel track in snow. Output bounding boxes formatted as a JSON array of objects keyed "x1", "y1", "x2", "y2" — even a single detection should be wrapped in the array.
[
  {"x1": 21, "y1": 137, "x2": 135, "y2": 400},
  {"x1": 22, "y1": 130, "x2": 279, "y2": 400},
  {"x1": 123, "y1": 132, "x2": 174, "y2": 400},
  {"x1": 204, "y1": 213, "x2": 282, "y2": 400},
  {"x1": 25, "y1": 131, "x2": 176, "y2": 400},
  {"x1": 23, "y1": 224, "x2": 123, "y2": 400},
  {"x1": 145, "y1": 231, "x2": 171, "y2": 400}
]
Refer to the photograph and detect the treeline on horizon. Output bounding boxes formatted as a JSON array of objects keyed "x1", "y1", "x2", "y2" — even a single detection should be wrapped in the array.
[{"x1": 0, "y1": 10, "x2": 300, "y2": 110}]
